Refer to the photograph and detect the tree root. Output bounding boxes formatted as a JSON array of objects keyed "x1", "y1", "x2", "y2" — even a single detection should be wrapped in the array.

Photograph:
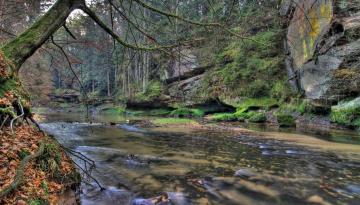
[
  {"x1": 0, "y1": 142, "x2": 45, "y2": 198},
  {"x1": 10, "y1": 99, "x2": 24, "y2": 135},
  {"x1": 46, "y1": 134, "x2": 105, "y2": 191},
  {"x1": 0, "y1": 115, "x2": 9, "y2": 130}
]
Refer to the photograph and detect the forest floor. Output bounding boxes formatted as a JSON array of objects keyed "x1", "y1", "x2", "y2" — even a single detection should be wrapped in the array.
[{"x1": 0, "y1": 125, "x2": 79, "y2": 205}]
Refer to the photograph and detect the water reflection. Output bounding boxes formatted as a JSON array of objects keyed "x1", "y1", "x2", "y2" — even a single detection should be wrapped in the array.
[{"x1": 39, "y1": 119, "x2": 360, "y2": 205}]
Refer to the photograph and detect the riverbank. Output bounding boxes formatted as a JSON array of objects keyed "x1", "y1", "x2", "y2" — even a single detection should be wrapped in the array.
[
  {"x1": 35, "y1": 105, "x2": 360, "y2": 155},
  {"x1": 0, "y1": 125, "x2": 80, "y2": 205}
]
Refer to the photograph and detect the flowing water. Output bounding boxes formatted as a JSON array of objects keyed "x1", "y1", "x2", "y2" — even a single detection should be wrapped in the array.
[{"x1": 38, "y1": 112, "x2": 360, "y2": 205}]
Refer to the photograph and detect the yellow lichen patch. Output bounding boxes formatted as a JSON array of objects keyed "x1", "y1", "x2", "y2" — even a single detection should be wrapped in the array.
[
  {"x1": 308, "y1": 8, "x2": 320, "y2": 40},
  {"x1": 320, "y1": 1, "x2": 332, "y2": 22},
  {"x1": 288, "y1": 0, "x2": 334, "y2": 68},
  {"x1": 303, "y1": 40, "x2": 308, "y2": 60}
]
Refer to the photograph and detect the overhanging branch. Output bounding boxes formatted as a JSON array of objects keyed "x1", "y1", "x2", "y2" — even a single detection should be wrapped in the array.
[
  {"x1": 81, "y1": 5, "x2": 176, "y2": 51},
  {"x1": 131, "y1": 0, "x2": 267, "y2": 46}
]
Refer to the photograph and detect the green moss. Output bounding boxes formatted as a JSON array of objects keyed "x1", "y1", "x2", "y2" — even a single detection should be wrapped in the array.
[
  {"x1": 0, "y1": 107, "x2": 16, "y2": 117},
  {"x1": 330, "y1": 98, "x2": 360, "y2": 128},
  {"x1": 126, "y1": 108, "x2": 172, "y2": 116},
  {"x1": 133, "y1": 80, "x2": 162, "y2": 102},
  {"x1": 0, "y1": 78, "x2": 17, "y2": 97},
  {"x1": 236, "y1": 98, "x2": 278, "y2": 112},
  {"x1": 211, "y1": 100, "x2": 272, "y2": 122},
  {"x1": 212, "y1": 113, "x2": 238, "y2": 121},
  {"x1": 354, "y1": 118, "x2": 360, "y2": 129},
  {"x1": 235, "y1": 110, "x2": 257, "y2": 121},
  {"x1": 276, "y1": 114, "x2": 296, "y2": 127},
  {"x1": 41, "y1": 180, "x2": 49, "y2": 196},
  {"x1": 199, "y1": 28, "x2": 289, "y2": 100},
  {"x1": 170, "y1": 107, "x2": 205, "y2": 118},
  {"x1": 28, "y1": 199, "x2": 49, "y2": 205},
  {"x1": 100, "y1": 106, "x2": 126, "y2": 115},
  {"x1": 277, "y1": 99, "x2": 314, "y2": 115},
  {"x1": 152, "y1": 118, "x2": 197, "y2": 125},
  {"x1": 18, "y1": 149, "x2": 30, "y2": 160},
  {"x1": 330, "y1": 107, "x2": 360, "y2": 127},
  {"x1": 249, "y1": 112, "x2": 267, "y2": 123},
  {"x1": 37, "y1": 142, "x2": 62, "y2": 175}
]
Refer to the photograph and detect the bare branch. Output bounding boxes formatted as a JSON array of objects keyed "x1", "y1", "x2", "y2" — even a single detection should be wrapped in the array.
[
  {"x1": 80, "y1": 5, "x2": 177, "y2": 51},
  {"x1": 131, "y1": 0, "x2": 267, "y2": 45},
  {"x1": 63, "y1": 24, "x2": 77, "y2": 40}
]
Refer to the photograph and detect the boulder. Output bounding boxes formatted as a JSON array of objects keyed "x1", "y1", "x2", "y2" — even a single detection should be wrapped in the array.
[{"x1": 285, "y1": 0, "x2": 360, "y2": 105}]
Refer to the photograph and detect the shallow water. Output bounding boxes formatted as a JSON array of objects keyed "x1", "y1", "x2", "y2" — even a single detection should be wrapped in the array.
[{"x1": 39, "y1": 112, "x2": 360, "y2": 205}]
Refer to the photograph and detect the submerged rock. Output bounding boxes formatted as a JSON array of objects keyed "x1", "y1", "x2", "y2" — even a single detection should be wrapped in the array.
[
  {"x1": 234, "y1": 169, "x2": 256, "y2": 177},
  {"x1": 346, "y1": 184, "x2": 360, "y2": 196},
  {"x1": 124, "y1": 154, "x2": 150, "y2": 167},
  {"x1": 132, "y1": 192, "x2": 189, "y2": 205}
]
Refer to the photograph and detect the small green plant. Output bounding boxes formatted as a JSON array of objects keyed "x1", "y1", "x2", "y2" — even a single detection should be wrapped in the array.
[
  {"x1": 18, "y1": 149, "x2": 30, "y2": 160},
  {"x1": 236, "y1": 98, "x2": 278, "y2": 112},
  {"x1": 212, "y1": 113, "x2": 238, "y2": 121},
  {"x1": 100, "y1": 106, "x2": 126, "y2": 115},
  {"x1": 28, "y1": 199, "x2": 49, "y2": 205},
  {"x1": 276, "y1": 114, "x2": 296, "y2": 127},
  {"x1": 41, "y1": 180, "x2": 49, "y2": 196},
  {"x1": 133, "y1": 80, "x2": 162, "y2": 102},
  {"x1": 170, "y1": 107, "x2": 205, "y2": 118},
  {"x1": 37, "y1": 142, "x2": 61, "y2": 174},
  {"x1": 249, "y1": 112, "x2": 267, "y2": 123},
  {"x1": 330, "y1": 98, "x2": 360, "y2": 128}
]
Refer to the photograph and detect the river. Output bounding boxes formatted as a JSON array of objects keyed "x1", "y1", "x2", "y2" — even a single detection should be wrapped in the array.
[{"x1": 38, "y1": 112, "x2": 360, "y2": 205}]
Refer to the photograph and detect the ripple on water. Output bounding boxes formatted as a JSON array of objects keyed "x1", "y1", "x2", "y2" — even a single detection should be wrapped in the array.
[
  {"x1": 39, "y1": 117, "x2": 360, "y2": 205},
  {"x1": 118, "y1": 124, "x2": 145, "y2": 133},
  {"x1": 81, "y1": 185, "x2": 132, "y2": 205}
]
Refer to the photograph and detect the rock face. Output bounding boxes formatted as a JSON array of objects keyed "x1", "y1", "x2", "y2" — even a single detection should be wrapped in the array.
[
  {"x1": 162, "y1": 47, "x2": 213, "y2": 105},
  {"x1": 163, "y1": 47, "x2": 199, "y2": 80},
  {"x1": 284, "y1": 0, "x2": 360, "y2": 105},
  {"x1": 167, "y1": 74, "x2": 204, "y2": 105}
]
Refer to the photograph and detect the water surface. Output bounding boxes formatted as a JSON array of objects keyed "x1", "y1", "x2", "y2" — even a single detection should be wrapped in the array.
[{"x1": 39, "y1": 112, "x2": 360, "y2": 205}]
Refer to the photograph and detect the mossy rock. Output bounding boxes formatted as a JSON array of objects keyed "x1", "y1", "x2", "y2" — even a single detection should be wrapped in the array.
[
  {"x1": 212, "y1": 113, "x2": 238, "y2": 122},
  {"x1": 151, "y1": 118, "x2": 197, "y2": 125},
  {"x1": 249, "y1": 112, "x2": 267, "y2": 123},
  {"x1": 236, "y1": 98, "x2": 278, "y2": 112},
  {"x1": 170, "y1": 107, "x2": 205, "y2": 118},
  {"x1": 28, "y1": 198, "x2": 49, "y2": 205},
  {"x1": 100, "y1": 107, "x2": 126, "y2": 115},
  {"x1": 330, "y1": 97, "x2": 360, "y2": 128},
  {"x1": 276, "y1": 114, "x2": 296, "y2": 127}
]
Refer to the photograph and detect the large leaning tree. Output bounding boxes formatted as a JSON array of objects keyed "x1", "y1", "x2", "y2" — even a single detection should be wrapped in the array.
[{"x1": 0, "y1": 0, "x2": 253, "y2": 129}]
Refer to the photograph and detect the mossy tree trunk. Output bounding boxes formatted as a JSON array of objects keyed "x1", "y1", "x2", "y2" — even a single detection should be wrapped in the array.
[{"x1": 0, "y1": 0, "x2": 85, "y2": 122}]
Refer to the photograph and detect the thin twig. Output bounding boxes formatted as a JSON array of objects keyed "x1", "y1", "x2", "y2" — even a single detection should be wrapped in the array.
[{"x1": 51, "y1": 36, "x2": 90, "y2": 119}]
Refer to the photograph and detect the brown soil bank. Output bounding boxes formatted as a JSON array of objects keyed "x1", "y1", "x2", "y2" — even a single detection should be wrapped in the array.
[{"x1": 0, "y1": 125, "x2": 80, "y2": 205}]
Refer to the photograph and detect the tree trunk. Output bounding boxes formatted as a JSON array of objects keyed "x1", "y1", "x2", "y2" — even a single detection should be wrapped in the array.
[
  {"x1": 0, "y1": 0, "x2": 84, "y2": 122},
  {"x1": 2, "y1": 0, "x2": 83, "y2": 71}
]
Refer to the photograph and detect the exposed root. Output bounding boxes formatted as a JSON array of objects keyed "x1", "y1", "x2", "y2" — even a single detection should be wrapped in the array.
[
  {"x1": 0, "y1": 142, "x2": 45, "y2": 198},
  {"x1": 0, "y1": 115, "x2": 9, "y2": 130},
  {"x1": 10, "y1": 99, "x2": 24, "y2": 135},
  {"x1": 46, "y1": 134, "x2": 105, "y2": 191}
]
